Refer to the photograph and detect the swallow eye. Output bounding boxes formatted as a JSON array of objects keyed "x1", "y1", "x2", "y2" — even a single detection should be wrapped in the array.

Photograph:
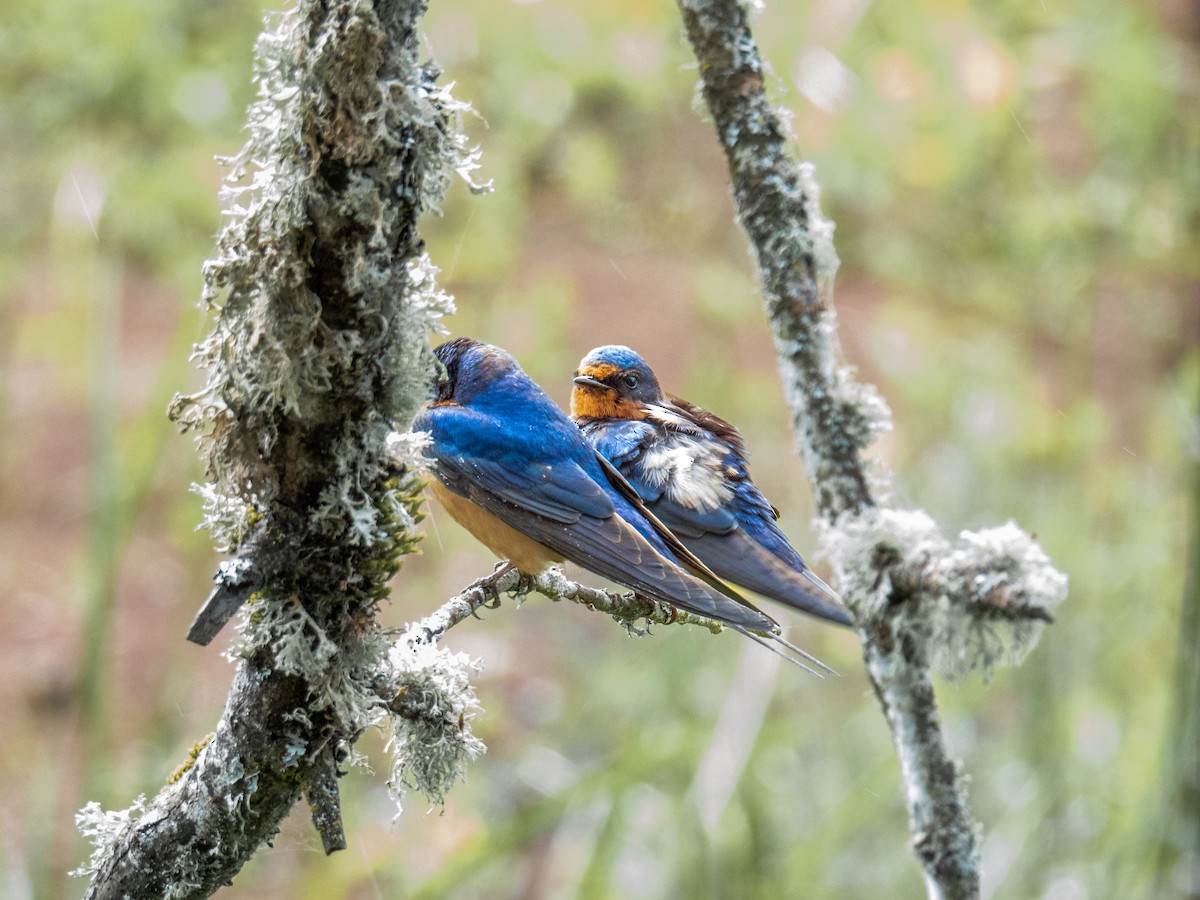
[{"x1": 623, "y1": 373, "x2": 639, "y2": 389}]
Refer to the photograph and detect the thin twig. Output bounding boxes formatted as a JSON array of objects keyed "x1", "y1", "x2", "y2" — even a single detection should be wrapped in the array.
[
  {"x1": 304, "y1": 742, "x2": 348, "y2": 856},
  {"x1": 402, "y1": 563, "x2": 727, "y2": 651}
]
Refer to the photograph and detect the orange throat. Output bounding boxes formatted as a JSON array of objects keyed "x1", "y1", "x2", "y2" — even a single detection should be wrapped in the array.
[{"x1": 570, "y1": 385, "x2": 646, "y2": 420}]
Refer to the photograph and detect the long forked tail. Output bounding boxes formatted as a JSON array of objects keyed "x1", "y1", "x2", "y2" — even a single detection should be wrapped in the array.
[{"x1": 731, "y1": 625, "x2": 839, "y2": 678}]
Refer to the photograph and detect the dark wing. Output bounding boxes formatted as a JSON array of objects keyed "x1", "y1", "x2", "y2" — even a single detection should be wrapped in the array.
[
  {"x1": 684, "y1": 527, "x2": 851, "y2": 627},
  {"x1": 588, "y1": 426, "x2": 838, "y2": 669},
  {"x1": 650, "y1": 474, "x2": 851, "y2": 627},
  {"x1": 591, "y1": 452, "x2": 772, "y2": 620},
  {"x1": 421, "y1": 405, "x2": 777, "y2": 632},
  {"x1": 645, "y1": 495, "x2": 738, "y2": 539},
  {"x1": 590, "y1": 401, "x2": 852, "y2": 628}
]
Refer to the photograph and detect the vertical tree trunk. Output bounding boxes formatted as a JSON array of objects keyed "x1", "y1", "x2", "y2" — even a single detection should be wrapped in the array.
[{"x1": 78, "y1": 0, "x2": 466, "y2": 894}]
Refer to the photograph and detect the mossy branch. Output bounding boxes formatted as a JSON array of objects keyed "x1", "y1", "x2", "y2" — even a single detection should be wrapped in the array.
[
  {"x1": 677, "y1": 0, "x2": 1066, "y2": 896},
  {"x1": 397, "y1": 561, "x2": 727, "y2": 648},
  {"x1": 75, "y1": 0, "x2": 474, "y2": 895}
]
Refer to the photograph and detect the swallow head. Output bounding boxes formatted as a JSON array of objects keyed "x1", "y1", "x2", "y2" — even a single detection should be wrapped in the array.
[
  {"x1": 431, "y1": 337, "x2": 518, "y2": 405},
  {"x1": 571, "y1": 345, "x2": 664, "y2": 418}
]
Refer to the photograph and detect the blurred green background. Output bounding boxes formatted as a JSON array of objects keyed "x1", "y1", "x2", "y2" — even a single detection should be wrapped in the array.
[{"x1": 1, "y1": 0, "x2": 1195, "y2": 897}]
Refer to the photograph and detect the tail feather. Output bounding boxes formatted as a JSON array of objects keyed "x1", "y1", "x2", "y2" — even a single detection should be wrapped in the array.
[
  {"x1": 686, "y1": 530, "x2": 852, "y2": 627},
  {"x1": 731, "y1": 626, "x2": 835, "y2": 678}
]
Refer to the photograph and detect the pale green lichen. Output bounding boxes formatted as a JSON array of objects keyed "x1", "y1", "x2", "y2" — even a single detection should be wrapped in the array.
[
  {"x1": 385, "y1": 425, "x2": 433, "y2": 470},
  {"x1": 931, "y1": 522, "x2": 1067, "y2": 678},
  {"x1": 819, "y1": 509, "x2": 1067, "y2": 679},
  {"x1": 834, "y1": 360, "x2": 894, "y2": 444},
  {"x1": 385, "y1": 629, "x2": 486, "y2": 814},
  {"x1": 76, "y1": 0, "x2": 487, "y2": 890},
  {"x1": 820, "y1": 508, "x2": 943, "y2": 618},
  {"x1": 795, "y1": 160, "x2": 839, "y2": 288},
  {"x1": 71, "y1": 796, "x2": 148, "y2": 879},
  {"x1": 168, "y1": 0, "x2": 476, "y2": 552},
  {"x1": 229, "y1": 591, "x2": 398, "y2": 734},
  {"x1": 162, "y1": 0, "x2": 479, "y2": 740}
]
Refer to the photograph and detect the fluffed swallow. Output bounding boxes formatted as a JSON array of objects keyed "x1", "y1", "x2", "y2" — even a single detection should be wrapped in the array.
[
  {"x1": 570, "y1": 345, "x2": 852, "y2": 628},
  {"x1": 413, "y1": 338, "x2": 831, "y2": 672}
]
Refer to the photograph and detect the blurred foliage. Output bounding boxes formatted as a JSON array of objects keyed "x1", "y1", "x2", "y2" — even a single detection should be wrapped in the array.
[{"x1": 0, "y1": 0, "x2": 1195, "y2": 898}]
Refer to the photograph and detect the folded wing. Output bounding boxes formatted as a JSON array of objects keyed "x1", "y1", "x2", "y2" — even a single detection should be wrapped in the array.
[
  {"x1": 579, "y1": 415, "x2": 851, "y2": 627},
  {"x1": 419, "y1": 404, "x2": 779, "y2": 633}
]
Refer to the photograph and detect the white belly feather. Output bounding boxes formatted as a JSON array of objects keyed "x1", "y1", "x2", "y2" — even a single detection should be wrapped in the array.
[{"x1": 638, "y1": 434, "x2": 731, "y2": 512}]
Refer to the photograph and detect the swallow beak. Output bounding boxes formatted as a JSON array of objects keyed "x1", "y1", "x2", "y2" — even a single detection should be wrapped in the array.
[{"x1": 572, "y1": 374, "x2": 608, "y2": 390}]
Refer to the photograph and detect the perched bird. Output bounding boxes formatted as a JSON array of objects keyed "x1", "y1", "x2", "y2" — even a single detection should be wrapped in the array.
[
  {"x1": 570, "y1": 345, "x2": 852, "y2": 628},
  {"x1": 413, "y1": 338, "x2": 830, "y2": 672}
]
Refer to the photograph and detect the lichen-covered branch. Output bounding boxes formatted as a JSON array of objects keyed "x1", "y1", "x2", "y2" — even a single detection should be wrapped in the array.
[
  {"x1": 76, "y1": 0, "x2": 475, "y2": 895},
  {"x1": 395, "y1": 562, "x2": 728, "y2": 649},
  {"x1": 679, "y1": 0, "x2": 883, "y2": 523},
  {"x1": 677, "y1": 1, "x2": 1066, "y2": 896},
  {"x1": 378, "y1": 563, "x2": 729, "y2": 812}
]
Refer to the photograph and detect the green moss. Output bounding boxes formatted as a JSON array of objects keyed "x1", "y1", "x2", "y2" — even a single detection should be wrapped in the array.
[
  {"x1": 355, "y1": 472, "x2": 428, "y2": 605},
  {"x1": 167, "y1": 733, "x2": 214, "y2": 786}
]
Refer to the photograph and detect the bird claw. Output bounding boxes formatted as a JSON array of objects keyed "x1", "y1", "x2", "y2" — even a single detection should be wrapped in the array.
[
  {"x1": 622, "y1": 618, "x2": 652, "y2": 637},
  {"x1": 511, "y1": 571, "x2": 536, "y2": 598}
]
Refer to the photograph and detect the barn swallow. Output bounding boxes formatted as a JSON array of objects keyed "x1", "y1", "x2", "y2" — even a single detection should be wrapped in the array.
[
  {"x1": 412, "y1": 338, "x2": 832, "y2": 672},
  {"x1": 570, "y1": 345, "x2": 852, "y2": 628}
]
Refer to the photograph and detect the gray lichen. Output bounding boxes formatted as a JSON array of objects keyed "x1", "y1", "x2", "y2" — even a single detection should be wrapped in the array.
[
  {"x1": 78, "y1": 0, "x2": 483, "y2": 893},
  {"x1": 385, "y1": 629, "x2": 487, "y2": 813},
  {"x1": 168, "y1": 0, "x2": 469, "y2": 554},
  {"x1": 160, "y1": 0, "x2": 479, "y2": 734},
  {"x1": 820, "y1": 510, "x2": 1065, "y2": 679},
  {"x1": 72, "y1": 796, "x2": 148, "y2": 880},
  {"x1": 930, "y1": 521, "x2": 1067, "y2": 678}
]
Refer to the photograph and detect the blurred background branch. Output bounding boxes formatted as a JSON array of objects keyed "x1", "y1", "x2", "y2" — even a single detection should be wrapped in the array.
[{"x1": 678, "y1": 0, "x2": 1065, "y2": 895}]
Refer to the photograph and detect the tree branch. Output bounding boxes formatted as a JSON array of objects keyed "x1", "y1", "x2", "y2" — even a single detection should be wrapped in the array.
[
  {"x1": 394, "y1": 562, "x2": 727, "y2": 650},
  {"x1": 376, "y1": 564, "x2": 732, "y2": 814},
  {"x1": 75, "y1": 0, "x2": 474, "y2": 894},
  {"x1": 303, "y1": 742, "x2": 349, "y2": 856},
  {"x1": 78, "y1": 552, "x2": 739, "y2": 896},
  {"x1": 676, "y1": 1, "x2": 1066, "y2": 897}
]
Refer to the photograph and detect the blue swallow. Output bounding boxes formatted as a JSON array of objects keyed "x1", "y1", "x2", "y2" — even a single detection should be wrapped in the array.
[
  {"x1": 413, "y1": 338, "x2": 830, "y2": 670},
  {"x1": 570, "y1": 345, "x2": 852, "y2": 628}
]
